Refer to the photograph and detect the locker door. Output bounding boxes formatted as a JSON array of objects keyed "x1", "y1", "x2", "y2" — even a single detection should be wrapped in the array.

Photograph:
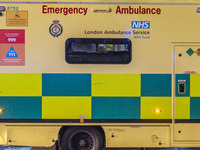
[{"x1": 174, "y1": 44, "x2": 200, "y2": 141}]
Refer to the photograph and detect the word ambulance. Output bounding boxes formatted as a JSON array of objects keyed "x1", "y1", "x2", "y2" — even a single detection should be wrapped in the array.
[{"x1": 116, "y1": 6, "x2": 161, "y2": 14}]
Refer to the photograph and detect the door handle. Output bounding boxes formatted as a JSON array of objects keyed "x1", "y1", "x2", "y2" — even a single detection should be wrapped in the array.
[{"x1": 178, "y1": 83, "x2": 185, "y2": 94}]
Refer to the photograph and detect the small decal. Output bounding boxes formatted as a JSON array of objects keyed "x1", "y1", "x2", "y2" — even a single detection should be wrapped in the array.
[
  {"x1": 6, "y1": 47, "x2": 18, "y2": 57},
  {"x1": 195, "y1": 48, "x2": 200, "y2": 56},
  {"x1": 0, "y1": 29, "x2": 25, "y2": 66},
  {"x1": 186, "y1": 48, "x2": 194, "y2": 56},
  {"x1": 7, "y1": 6, "x2": 19, "y2": 11},
  {"x1": 184, "y1": 71, "x2": 196, "y2": 74},
  {"x1": 178, "y1": 80, "x2": 186, "y2": 83},
  {"x1": 79, "y1": 116, "x2": 86, "y2": 119},
  {"x1": 132, "y1": 21, "x2": 150, "y2": 29},
  {"x1": 131, "y1": 21, "x2": 150, "y2": 39},
  {"x1": 49, "y1": 20, "x2": 63, "y2": 37},
  {"x1": 6, "y1": 11, "x2": 28, "y2": 26}
]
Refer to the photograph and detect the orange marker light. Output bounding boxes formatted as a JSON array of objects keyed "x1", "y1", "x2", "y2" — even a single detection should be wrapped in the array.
[
  {"x1": 155, "y1": 109, "x2": 161, "y2": 113},
  {"x1": 80, "y1": 119, "x2": 84, "y2": 123},
  {"x1": 0, "y1": 108, "x2": 4, "y2": 113}
]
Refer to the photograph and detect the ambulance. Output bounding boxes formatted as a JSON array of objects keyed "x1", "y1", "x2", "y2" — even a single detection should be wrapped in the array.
[{"x1": 0, "y1": 0, "x2": 200, "y2": 149}]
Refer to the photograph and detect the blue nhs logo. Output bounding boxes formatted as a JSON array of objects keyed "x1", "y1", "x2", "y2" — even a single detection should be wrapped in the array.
[{"x1": 131, "y1": 21, "x2": 150, "y2": 29}]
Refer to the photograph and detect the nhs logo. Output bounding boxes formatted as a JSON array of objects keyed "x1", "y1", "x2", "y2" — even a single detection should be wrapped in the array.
[{"x1": 132, "y1": 21, "x2": 150, "y2": 29}]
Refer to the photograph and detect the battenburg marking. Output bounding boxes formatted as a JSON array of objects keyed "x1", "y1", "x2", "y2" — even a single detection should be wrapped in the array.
[{"x1": 49, "y1": 20, "x2": 63, "y2": 37}]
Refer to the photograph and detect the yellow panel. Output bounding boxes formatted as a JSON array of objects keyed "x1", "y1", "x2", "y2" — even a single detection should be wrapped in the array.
[
  {"x1": 0, "y1": 126, "x2": 6, "y2": 145},
  {"x1": 175, "y1": 46, "x2": 200, "y2": 74},
  {"x1": 175, "y1": 97, "x2": 190, "y2": 119},
  {"x1": 42, "y1": 97, "x2": 91, "y2": 119},
  {"x1": 92, "y1": 74, "x2": 140, "y2": 96},
  {"x1": 190, "y1": 74, "x2": 200, "y2": 97},
  {"x1": 174, "y1": 124, "x2": 200, "y2": 141},
  {"x1": 0, "y1": 4, "x2": 198, "y2": 74},
  {"x1": 0, "y1": 74, "x2": 42, "y2": 96},
  {"x1": 141, "y1": 97, "x2": 171, "y2": 119},
  {"x1": 6, "y1": 126, "x2": 60, "y2": 147},
  {"x1": 103, "y1": 126, "x2": 170, "y2": 147}
]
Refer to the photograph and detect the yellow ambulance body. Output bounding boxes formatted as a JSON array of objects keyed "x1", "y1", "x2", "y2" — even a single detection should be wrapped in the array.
[{"x1": 0, "y1": 0, "x2": 200, "y2": 149}]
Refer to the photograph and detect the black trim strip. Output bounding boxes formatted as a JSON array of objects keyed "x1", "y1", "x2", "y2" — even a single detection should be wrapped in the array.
[
  {"x1": 0, "y1": 119, "x2": 172, "y2": 123},
  {"x1": 175, "y1": 119, "x2": 200, "y2": 123}
]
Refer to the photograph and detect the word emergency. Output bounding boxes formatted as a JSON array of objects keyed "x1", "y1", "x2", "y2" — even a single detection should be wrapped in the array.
[{"x1": 42, "y1": 5, "x2": 88, "y2": 15}]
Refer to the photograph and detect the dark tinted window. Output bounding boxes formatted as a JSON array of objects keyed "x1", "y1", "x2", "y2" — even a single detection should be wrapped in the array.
[{"x1": 65, "y1": 38, "x2": 132, "y2": 64}]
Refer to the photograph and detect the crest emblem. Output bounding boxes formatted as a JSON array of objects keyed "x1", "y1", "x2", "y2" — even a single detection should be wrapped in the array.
[{"x1": 49, "y1": 20, "x2": 63, "y2": 37}]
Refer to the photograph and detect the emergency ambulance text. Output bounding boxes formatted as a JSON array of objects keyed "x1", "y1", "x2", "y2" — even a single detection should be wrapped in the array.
[{"x1": 42, "y1": 5, "x2": 88, "y2": 15}]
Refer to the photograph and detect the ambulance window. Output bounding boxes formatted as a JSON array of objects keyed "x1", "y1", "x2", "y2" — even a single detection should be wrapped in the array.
[{"x1": 65, "y1": 38, "x2": 131, "y2": 64}]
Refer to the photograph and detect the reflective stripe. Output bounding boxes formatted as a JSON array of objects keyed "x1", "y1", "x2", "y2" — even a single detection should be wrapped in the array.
[
  {"x1": 92, "y1": 74, "x2": 141, "y2": 96},
  {"x1": 42, "y1": 96, "x2": 91, "y2": 119},
  {"x1": 0, "y1": 74, "x2": 42, "y2": 96}
]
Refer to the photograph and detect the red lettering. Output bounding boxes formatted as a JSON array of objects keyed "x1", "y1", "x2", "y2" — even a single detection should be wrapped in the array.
[
  {"x1": 74, "y1": 8, "x2": 78, "y2": 14},
  {"x1": 151, "y1": 8, "x2": 156, "y2": 14},
  {"x1": 60, "y1": 8, "x2": 63, "y2": 13},
  {"x1": 69, "y1": 8, "x2": 73, "y2": 14},
  {"x1": 83, "y1": 8, "x2": 88, "y2": 15},
  {"x1": 116, "y1": 6, "x2": 121, "y2": 14},
  {"x1": 115, "y1": 5, "x2": 161, "y2": 15},
  {"x1": 41, "y1": 5, "x2": 88, "y2": 16},
  {"x1": 122, "y1": 8, "x2": 128, "y2": 14},
  {"x1": 48, "y1": 8, "x2": 55, "y2": 14},
  {"x1": 55, "y1": 8, "x2": 60, "y2": 14},
  {"x1": 146, "y1": 8, "x2": 151, "y2": 14},
  {"x1": 157, "y1": 8, "x2": 161, "y2": 14},
  {"x1": 141, "y1": 8, "x2": 146, "y2": 14},
  {"x1": 79, "y1": 8, "x2": 83, "y2": 14},
  {"x1": 42, "y1": 5, "x2": 47, "y2": 13},
  {"x1": 63, "y1": 8, "x2": 68, "y2": 15},
  {"x1": 139, "y1": 6, "x2": 141, "y2": 14},
  {"x1": 129, "y1": 6, "x2": 134, "y2": 14}
]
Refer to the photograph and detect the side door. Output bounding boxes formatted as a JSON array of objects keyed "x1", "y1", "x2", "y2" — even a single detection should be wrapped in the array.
[{"x1": 174, "y1": 44, "x2": 200, "y2": 142}]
